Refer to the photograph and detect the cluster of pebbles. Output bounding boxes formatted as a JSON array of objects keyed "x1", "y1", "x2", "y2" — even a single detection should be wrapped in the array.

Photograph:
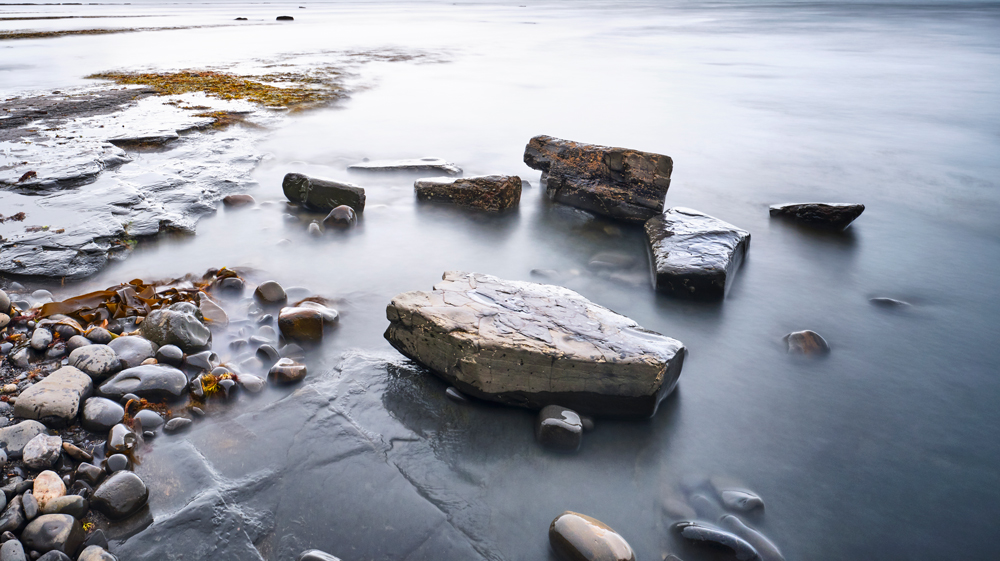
[{"x1": 0, "y1": 271, "x2": 339, "y2": 561}]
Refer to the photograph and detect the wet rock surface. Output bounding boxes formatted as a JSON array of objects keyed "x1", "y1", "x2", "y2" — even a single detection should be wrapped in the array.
[
  {"x1": 268, "y1": 358, "x2": 307, "y2": 384},
  {"x1": 80, "y1": 397, "x2": 125, "y2": 433},
  {"x1": 321, "y1": 205, "x2": 357, "y2": 229},
  {"x1": 535, "y1": 405, "x2": 583, "y2": 452},
  {"x1": 673, "y1": 521, "x2": 760, "y2": 561},
  {"x1": 414, "y1": 175, "x2": 522, "y2": 211},
  {"x1": 524, "y1": 135, "x2": 672, "y2": 222},
  {"x1": 645, "y1": 207, "x2": 751, "y2": 300},
  {"x1": 12, "y1": 367, "x2": 93, "y2": 426},
  {"x1": 90, "y1": 471, "x2": 148, "y2": 520},
  {"x1": 549, "y1": 511, "x2": 636, "y2": 561},
  {"x1": 769, "y1": 203, "x2": 865, "y2": 230},
  {"x1": 348, "y1": 157, "x2": 461, "y2": 176},
  {"x1": 106, "y1": 337, "x2": 154, "y2": 370},
  {"x1": 278, "y1": 307, "x2": 325, "y2": 345},
  {"x1": 384, "y1": 271, "x2": 686, "y2": 418},
  {"x1": 19, "y1": 514, "x2": 83, "y2": 556},
  {"x1": 98, "y1": 364, "x2": 188, "y2": 401},
  {"x1": 783, "y1": 330, "x2": 829, "y2": 355},
  {"x1": 282, "y1": 173, "x2": 366, "y2": 213}
]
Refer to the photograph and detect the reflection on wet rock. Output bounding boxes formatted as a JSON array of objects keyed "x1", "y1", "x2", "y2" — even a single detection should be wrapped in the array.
[
  {"x1": 91, "y1": 471, "x2": 148, "y2": 520},
  {"x1": 445, "y1": 386, "x2": 469, "y2": 403},
  {"x1": 783, "y1": 330, "x2": 830, "y2": 356},
  {"x1": 278, "y1": 307, "x2": 325, "y2": 345},
  {"x1": 535, "y1": 405, "x2": 583, "y2": 452},
  {"x1": 154, "y1": 344, "x2": 183, "y2": 366},
  {"x1": 673, "y1": 521, "x2": 760, "y2": 561},
  {"x1": 254, "y1": 281, "x2": 288, "y2": 307},
  {"x1": 719, "y1": 489, "x2": 764, "y2": 513},
  {"x1": 77, "y1": 545, "x2": 118, "y2": 561},
  {"x1": 222, "y1": 194, "x2": 256, "y2": 208},
  {"x1": 106, "y1": 454, "x2": 130, "y2": 473},
  {"x1": 549, "y1": 511, "x2": 636, "y2": 561},
  {"x1": 283, "y1": 173, "x2": 366, "y2": 213},
  {"x1": 769, "y1": 203, "x2": 864, "y2": 230},
  {"x1": 106, "y1": 423, "x2": 138, "y2": 455},
  {"x1": 870, "y1": 297, "x2": 910, "y2": 308}
]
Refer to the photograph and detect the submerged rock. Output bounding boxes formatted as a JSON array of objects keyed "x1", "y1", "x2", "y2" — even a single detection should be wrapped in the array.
[
  {"x1": 91, "y1": 471, "x2": 148, "y2": 520},
  {"x1": 282, "y1": 173, "x2": 366, "y2": 213},
  {"x1": 719, "y1": 489, "x2": 765, "y2": 512},
  {"x1": 674, "y1": 521, "x2": 760, "y2": 561},
  {"x1": 106, "y1": 423, "x2": 138, "y2": 455},
  {"x1": 139, "y1": 307, "x2": 210, "y2": 352},
  {"x1": 384, "y1": 271, "x2": 686, "y2": 418},
  {"x1": 99, "y1": 364, "x2": 188, "y2": 401},
  {"x1": 277, "y1": 306, "x2": 325, "y2": 345},
  {"x1": 13, "y1": 366, "x2": 93, "y2": 426},
  {"x1": 322, "y1": 205, "x2": 357, "y2": 229},
  {"x1": 721, "y1": 515, "x2": 785, "y2": 561},
  {"x1": 870, "y1": 297, "x2": 910, "y2": 308},
  {"x1": 222, "y1": 194, "x2": 255, "y2": 208},
  {"x1": 254, "y1": 281, "x2": 288, "y2": 307},
  {"x1": 645, "y1": 207, "x2": 750, "y2": 300},
  {"x1": 549, "y1": 511, "x2": 635, "y2": 561},
  {"x1": 535, "y1": 405, "x2": 583, "y2": 452},
  {"x1": 769, "y1": 203, "x2": 864, "y2": 230},
  {"x1": 523, "y1": 135, "x2": 672, "y2": 222},
  {"x1": 414, "y1": 175, "x2": 522, "y2": 211},
  {"x1": 349, "y1": 157, "x2": 461, "y2": 176},
  {"x1": 783, "y1": 330, "x2": 829, "y2": 356},
  {"x1": 20, "y1": 514, "x2": 84, "y2": 556}
]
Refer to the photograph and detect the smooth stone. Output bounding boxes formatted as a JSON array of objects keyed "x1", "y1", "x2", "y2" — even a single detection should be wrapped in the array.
[
  {"x1": 385, "y1": 271, "x2": 686, "y2": 418},
  {"x1": 60, "y1": 443, "x2": 91, "y2": 462},
  {"x1": 721, "y1": 515, "x2": 785, "y2": 561},
  {"x1": 163, "y1": 418, "x2": 192, "y2": 433},
  {"x1": 139, "y1": 308, "x2": 210, "y2": 352},
  {"x1": 198, "y1": 298, "x2": 229, "y2": 330},
  {"x1": 153, "y1": 344, "x2": 183, "y2": 366},
  {"x1": 253, "y1": 281, "x2": 287, "y2": 306},
  {"x1": 37, "y1": 551, "x2": 72, "y2": 561},
  {"x1": 536, "y1": 405, "x2": 583, "y2": 452},
  {"x1": 321, "y1": 205, "x2": 357, "y2": 228},
  {"x1": 20, "y1": 514, "x2": 83, "y2": 555},
  {"x1": 9, "y1": 348, "x2": 30, "y2": 368},
  {"x1": 190, "y1": 407, "x2": 205, "y2": 417},
  {"x1": 282, "y1": 173, "x2": 366, "y2": 213},
  {"x1": 105, "y1": 454, "x2": 129, "y2": 472},
  {"x1": 256, "y1": 344, "x2": 280, "y2": 367},
  {"x1": 0, "y1": 539, "x2": 26, "y2": 561},
  {"x1": 0, "y1": 449, "x2": 5, "y2": 468},
  {"x1": 524, "y1": 135, "x2": 672, "y2": 222},
  {"x1": 222, "y1": 194, "x2": 255, "y2": 208},
  {"x1": 218, "y1": 277, "x2": 245, "y2": 294},
  {"x1": 870, "y1": 297, "x2": 910, "y2": 308},
  {"x1": 107, "y1": 337, "x2": 155, "y2": 369},
  {"x1": 74, "y1": 463, "x2": 104, "y2": 487},
  {"x1": 30, "y1": 329, "x2": 52, "y2": 352},
  {"x1": 308, "y1": 221, "x2": 322, "y2": 237},
  {"x1": 580, "y1": 415, "x2": 595, "y2": 431},
  {"x1": 298, "y1": 550, "x2": 342, "y2": 561},
  {"x1": 98, "y1": 364, "x2": 188, "y2": 401},
  {"x1": 76, "y1": 545, "x2": 116, "y2": 561},
  {"x1": 106, "y1": 424, "x2": 137, "y2": 455},
  {"x1": 44, "y1": 344, "x2": 67, "y2": 360},
  {"x1": 276, "y1": 15, "x2": 294, "y2": 20},
  {"x1": 445, "y1": 387, "x2": 469, "y2": 403},
  {"x1": 348, "y1": 157, "x2": 461, "y2": 176},
  {"x1": 769, "y1": 202, "x2": 865, "y2": 230},
  {"x1": 13, "y1": 367, "x2": 93, "y2": 427},
  {"x1": 133, "y1": 409, "x2": 163, "y2": 432},
  {"x1": 90, "y1": 471, "x2": 148, "y2": 520},
  {"x1": 0, "y1": 496, "x2": 24, "y2": 534},
  {"x1": 120, "y1": 393, "x2": 140, "y2": 405},
  {"x1": 64, "y1": 336, "x2": 90, "y2": 353},
  {"x1": 21, "y1": 493, "x2": 37, "y2": 521},
  {"x1": 22, "y1": 435, "x2": 62, "y2": 471},
  {"x1": 68, "y1": 346, "x2": 120, "y2": 381},
  {"x1": 268, "y1": 358, "x2": 307, "y2": 384},
  {"x1": 549, "y1": 511, "x2": 635, "y2": 561},
  {"x1": 32, "y1": 472, "x2": 65, "y2": 511},
  {"x1": 183, "y1": 350, "x2": 218, "y2": 371},
  {"x1": 238, "y1": 374, "x2": 265, "y2": 393},
  {"x1": 587, "y1": 252, "x2": 637, "y2": 271},
  {"x1": 0, "y1": 290, "x2": 8, "y2": 314},
  {"x1": 0, "y1": 421, "x2": 47, "y2": 459},
  {"x1": 84, "y1": 328, "x2": 113, "y2": 345},
  {"x1": 277, "y1": 307, "x2": 325, "y2": 345},
  {"x1": 673, "y1": 521, "x2": 760, "y2": 561},
  {"x1": 645, "y1": 207, "x2": 750, "y2": 300},
  {"x1": 414, "y1": 175, "x2": 521, "y2": 211},
  {"x1": 139, "y1": 358, "x2": 158, "y2": 366},
  {"x1": 783, "y1": 330, "x2": 830, "y2": 356},
  {"x1": 720, "y1": 490, "x2": 765, "y2": 512},
  {"x1": 80, "y1": 398, "x2": 124, "y2": 433}
]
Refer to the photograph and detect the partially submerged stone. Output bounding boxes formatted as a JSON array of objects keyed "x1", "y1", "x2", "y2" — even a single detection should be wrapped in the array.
[
  {"x1": 91, "y1": 471, "x2": 149, "y2": 520},
  {"x1": 784, "y1": 330, "x2": 829, "y2": 356},
  {"x1": 673, "y1": 521, "x2": 760, "y2": 561},
  {"x1": 322, "y1": 205, "x2": 357, "y2": 229},
  {"x1": 535, "y1": 405, "x2": 583, "y2": 452},
  {"x1": 645, "y1": 207, "x2": 750, "y2": 300},
  {"x1": 523, "y1": 135, "x2": 672, "y2": 222},
  {"x1": 282, "y1": 173, "x2": 366, "y2": 213},
  {"x1": 349, "y1": 157, "x2": 461, "y2": 176},
  {"x1": 384, "y1": 271, "x2": 685, "y2": 418},
  {"x1": 414, "y1": 175, "x2": 522, "y2": 212},
  {"x1": 13, "y1": 367, "x2": 93, "y2": 427},
  {"x1": 549, "y1": 511, "x2": 635, "y2": 561},
  {"x1": 769, "y1": 203, "x2": 864, "y2": 230}
]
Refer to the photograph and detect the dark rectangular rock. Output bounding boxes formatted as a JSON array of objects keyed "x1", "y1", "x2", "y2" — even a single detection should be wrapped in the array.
[
  {"x1": 282, "y1": 173, "x2": 366, "y2": 212},
  {"x1": 414, "y1": 175, "x2": 522, "y2": 212}
]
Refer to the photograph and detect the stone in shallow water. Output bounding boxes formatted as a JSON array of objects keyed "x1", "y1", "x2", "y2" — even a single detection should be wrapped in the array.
[
  {"x1": 349, "y1": 157, "x2": 461, "y2": 176},
  {"x1": 645, "y1": 207, "x2": 750, "y2": 300},
  {"x1": 282, "y1": 173, "x2": 366, "y2": 213},
  {"x1": 106, "y1": 454, "x2": 130, "y2": 472},
  {"x1": 322, "y1": 205, "x2": 357, "y2": 229},
  {"x1": 769, "y1": 202, "x2": 864, "y2": 230},
  {"x1": 414, "y1": 175, "x2": 522, "y2": 212},
  {"x1": 106, "y1": 423, "x2": 138, "y2": 455},
  {"x1": 278, "y1": 307, "x2": 325, "y2": 345},
  {"x1": 673, "y1": 521, "x2": 760, "y2": 561},
  {"x1": 133, "y1": 409, "x2": 164, "y2": 432},
  {"x1": 535, "y1": 405, "x2": 583, "y2": 452},
  {"x1": 20, "y1": 514, "x2": 84, "y2": 556},
  {"x1": 91, "y1": 472, "x2": 148, "y2": 520},
  {"x1": 719, "y1": 489, "x2": 765, "y2": 512},
  {"x1": 13, "y1": 366, "x2": 93, "y2": 426},
  {"x1": 107, "y1": 337, "x2": 155, "y2": 369},
  {"x1": 99, "y1": 364, "x2": 188, "y2": 401},
  {"x1": 870, "y1": 297, "x2": 910, "y2": 308},
  {"x1": 524, "y1": 135, "x2": 672, "y2": 223},
  {"x1": 163, "y1": 418, "x2": 193, "y2": 433},
  {"x1": 81, "y1": 397, "x2": 124, "y2": 433},
  {"x1": 384, "y1": 271, "x2": 685, "y2": 418},
  {"x1": 254, "y1": 281, "x2": 288, "y2": 307},
  {"x1": 721, "y1": 515, "x2": 785, "y2": 561},
  {"x1": 549, "y1": 511, "x2": 635, "y2": 561},
  {"x1": 22, "y1": 435, "x2": 62, "y2": 470},
  {"x1": 0, "y1": 420, "x2": 47, "y2": 459},
  {"x1": 68, "y1": 345, "x2": 120, "y2": 380},
  {"x1": 783, "y1": 330, "x2": 829, "y2": 356},
  {"x1": 222, "y1": 194, "x2": 255, "y2": 208},
  {"x1": 299, "y1": 550, "x2": 342, "y2": 561},
  {"x1": 139, "y1": 308, "x2": 210, "y2": 352},
  {"x1": 268, "y1": 358, "x2": 307, "y2": 384}
]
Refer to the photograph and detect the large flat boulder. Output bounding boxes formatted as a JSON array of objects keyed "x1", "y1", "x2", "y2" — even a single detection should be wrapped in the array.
[
  {"x1": 282, "y1": 173, "x2": 366, "y2": 213},
  {"x1": 414, "y1": 175, "x2": 522, "y2": 212},
  {"x1": 644, "y1": 207, "x2": 750, "y2": 300},
  {"x1": 523, "y1": 135, "x2": 673, "y2": 223},
  {"x1": 384, "y1": 271, "x2": 685, "y2": 418},
  {"x1": 13, "y1": 366, "x2": 93, "y2": 427}
]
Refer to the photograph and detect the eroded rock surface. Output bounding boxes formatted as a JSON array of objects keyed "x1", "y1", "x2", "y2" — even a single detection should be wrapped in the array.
[
  {"x1": 769, "y1": 203, "x2": 864, "y2": 230},
  {"x1": 523, "y1": 135, "x2": 672, "y2": 222},
  {"x1": 645, "y1": 207, "x2": 750, "y2": 300},
  {"x1": 384, "y1": 271, "x2": 685, "y2": 418},
  {"x1": 414, "y1": 175, "x2": 521, "y2": 211}
]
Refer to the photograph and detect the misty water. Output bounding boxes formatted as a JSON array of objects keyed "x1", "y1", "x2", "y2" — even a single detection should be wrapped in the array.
[{"x1": 2, "y1": 1, "x2": 1000, "y2": 560}]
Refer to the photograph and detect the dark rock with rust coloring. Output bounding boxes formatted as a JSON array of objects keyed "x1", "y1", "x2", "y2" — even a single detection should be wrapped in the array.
[
  {"x1": 673, "y1": 521, "x2": 760, "y2": 561},
  {"x1": 524, "y1": 135, "x2": 672, "y2": 222},
  {"x1": 322, "y1": 205, "x2": 357, "y2": 229},
  {"x1": 384, "y1": 271, "x2": 685, "y2": 418},
  {"x1": 414, "y1": 175, "x2": 521, "y2": 211},
  {"x1": 784, "y1": 330, "x2": 829, "y2": 355},
  {"x1": 282, "y1": 173, "x2": 365, "y2": 213},
  {"x1": 278, "y1": 307, "x2": 324, "y2": 345},
  {"x1": 98, "y1": 365, "x2": 188, "y2": 401},
  {"x1": 645, "y1": 208, "x2": 750, "y2": 300},
  {"x1": 549, "y1": 511, "x2": 635, "y2": 561},
  {"x1": 20, "y1": 514, "x2": 83, "y2": 556},
  {"x1": 91, "y1": 472, "x2": 148, "y2": 520},
  {"x1": 536, "y1": 405, "x2": 583, "y2": 452},
  {"x1": 268, "y1": 358, "x2": 307, "y2": 384},
  {"x1": 222, "y1": 194, "x2": 255, "y2": 208},
  {"x1": 769, "y1": 203, "x2": 864, "y2": 230}
]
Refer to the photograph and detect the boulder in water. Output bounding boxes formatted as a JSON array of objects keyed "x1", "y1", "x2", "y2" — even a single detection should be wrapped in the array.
[
  {"x1": 784, "y1": 330, "x2": 829, "y2": 356},
  {"x1": 673, "y1": 521, "x2": 760, "y2": 561},
  {"x1": 414, "y1": 175, "x2": 522, "y2": 211},
  {"x1": 282, "y1": 173, "x2": 365, "y2": 213},
  {"x1": 769, "y1": 202, "x2": 864, "y2": 230}
]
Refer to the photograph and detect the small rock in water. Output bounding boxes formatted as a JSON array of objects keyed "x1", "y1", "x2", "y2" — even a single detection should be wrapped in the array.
[
  {"x1": 254, "y1": 281, "x2": 288, "y2": 306},
  {"x1": 308, "y1": 221, "x2": 322, "y2": 237},
  {"x1": 256, "y1": 344, "x2": 280, "y2": 367},
  {"x1": 721, "y1": 515, "x2": 785, "y2": 561},
  {"x1": 238, "y1": 374, "x2": 266, "y2": 393},
  {"x1": 163, "y1": 418, "x2": 192, "y2": 433},
  {"x1": 105, "y1": 454, "x2": 129, "y2": 472},
  {"x1": 579, "y1": 415, "x2": 595, "y2": 431},
  {"x1": 268, "y1": 358, "x2": 307, "y2": 384},
  {"x1": 106, "y1": 424, "x2": 138, "y2": 455},
  {"x1": 20, "y1": 514, "x2": 84, "y2": 556},
  {"x1": 445, "y1": 386, "x2": 469, "y2": 403},
  {"x1": 719, "y1": 490, "x2": 764, "y2": 512},
  {"x1": 673, "y1": 521, "x2": 760, "y2": 561},
  {"x1": 282, "y1": 173, "x2": 366, "y2": 212},
  {"x1": 222, "y1": 194, "x2": 255, "y2": 208},
  {"x1": 322, "y1": 205, "x2": 357, "y2": 229},
  {"x1": 870, "y1": 297, "x2": 910, "y2": 308},
  {"x1": 77, "y1": 545, "x2": 117, "y2": 561},
  {"x1": 276, "y1": 15, "x2": 294, "y2": 20},
  {"x1": 81, "y1": 398, "x2": 124, "y2": 433},
  {"x1": 783, "y1": 330, "x2": 830, "y2": 356},
  {"x1": 22, "y1": 435, "x2": 62, "y2": 470},
  {"x1": 278, "y1": 306, "x2": 325, "y2": 345},
  {"x1": 198, "y1": 297, "x2": 229, "y2": 330},
  {"x1": 74, "y1": 463, "x2": 104, "y2": 487},
  {"x1": 769, "y1": 203, "x2": 864, "y2": 230},
  {"x1": 90, "y1": 471, "x2": 149, "y2": 520},
  {"x1": 535, "y1": 405, "x2": 583, "y2": 452},
  {"x1": 587, "y1": 252, "x2": 637, "y2": 271},
  {"x1": 184, "y1": 350, "x2": 218, "y2": 371},
  {"x1": 154, "y1": 344, "x2": 184, "y2": 366},
  {"x1": 349, "y1": 157, "x2": 461, "y2": 176},
  {"x1": 298, "y1": 550, "x2": 342, "y2": 561},
  {"x1": 133, "y1": 409, "x2": 164, "y2": 432},
  {"x1": 33, "y1": 471, "x2": 66, "y2": 510},
  {"x1": 413, "y1": 175, "x2": 522, "y2": 211},
  {"x1": 549, "y1": 511, "x2": 636, "y2": 561}
]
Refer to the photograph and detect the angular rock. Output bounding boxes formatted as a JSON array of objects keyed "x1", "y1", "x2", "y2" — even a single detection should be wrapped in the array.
[
  {"x1": 322, "y1": 205, "x2": 357, "y2": 229},
  {"x1": 414, "y1": 175, "x2": 521, "y2": 212},
  {"x1": 238, "y1": 374, "x2": 265, "y2": 393},
  {"x1": 68, "y1": 345, "x2": 121, "y2": 381},
  {"x1": 769, "y1": 203, "x2": 864, "y2": 230},
  {"x1": 20, "y1": 514, "x2": 84, "y2": 555},
  {"x1": 139, "y1": 308, "x2": 210, "y2": 352},
  {"x1": 278, "y1": 307, "x2": 324, "y2": 345},
  {"x1": 91, "y1": 471, "x2": 148, "y2": 520},
  {"x1": 0, "y1": 496, "x2": 24, "y2": 535},
  {"x1": 98, "y1": 364, "x2": 188, "y2": 401},
  {"x1": 13, "y1": 367, "x2": 93, "y2": 426},
  {"x1": 645, "y1": 207, "x2": 750, "y2": 300},
  {"x1": 282, "y1": 173, "x2": 366, "y2": 213},
  {"x1": 349, "y1": 157, "x2": 461, "y2": 176},
  {"x1": 524, "y1": 135, "x2": 672, "y2": 222},
  {"x1": 384, "y1": 271, "x2": 685, "y2": 418},
  {"x1": 77, "y1": 545, "x2": 117, "y2": 561},
  {"x1": 549, "y1": 511, "x2": 635, "y2": 561},
  {"x1": 107, "y1": 337, "x2": 155, "y2": 369},
  {"x1": 0, "y1": 420, "x2": 48, "y2": 459},
  {"x1": 22, "y1": 435, "x2": 62, "y2": 470},
  {"x1": 783, "y1": 330, "x2": 829, "y2": 356},
  {"x1": 535, "y1": 405, "x2": 583, "y2": 452},
  {"x1": 33, "y1": 472, "x2": 66, "y2": 511},
  {"x1": 673, "y1": 521, "x2": 760, "y2": 561},
  {"x1": 81, "y1": 398, "x2": 124, "y2": 433},
  {"x1": 268, "y1": 358, "x2": 307, "y2": 384}
]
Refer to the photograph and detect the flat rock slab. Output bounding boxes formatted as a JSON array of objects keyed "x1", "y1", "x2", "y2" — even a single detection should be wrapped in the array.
[
  {"x1": 384, "y1": 271, "x2": 685, "y2": 418},
  {"x1": 13, "y1": 366, "x2": 93, "y2": 427},
  {"x1": 769, "y1": 202, "x2": 864, "y2": 230},
  {"x1": 414, "y1": 175, "x2": 522, "y2": 212},
  {"x1": 349, "y1": 158, "x2": 461, "y2": 176},
  {"x1": 645, "y1": 207, "x2": 750, "y2": 300},
  {"x1": 282, "y1": 173, "x2": 366, "y2": 213},
  {"x1": 523, "y1": 135, "x2": 673, "y2": 223}
]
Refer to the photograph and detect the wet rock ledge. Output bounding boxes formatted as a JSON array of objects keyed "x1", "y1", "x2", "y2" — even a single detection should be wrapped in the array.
[{"x1": 384, "y1": 271, "x2": 686, "y2": 418}]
